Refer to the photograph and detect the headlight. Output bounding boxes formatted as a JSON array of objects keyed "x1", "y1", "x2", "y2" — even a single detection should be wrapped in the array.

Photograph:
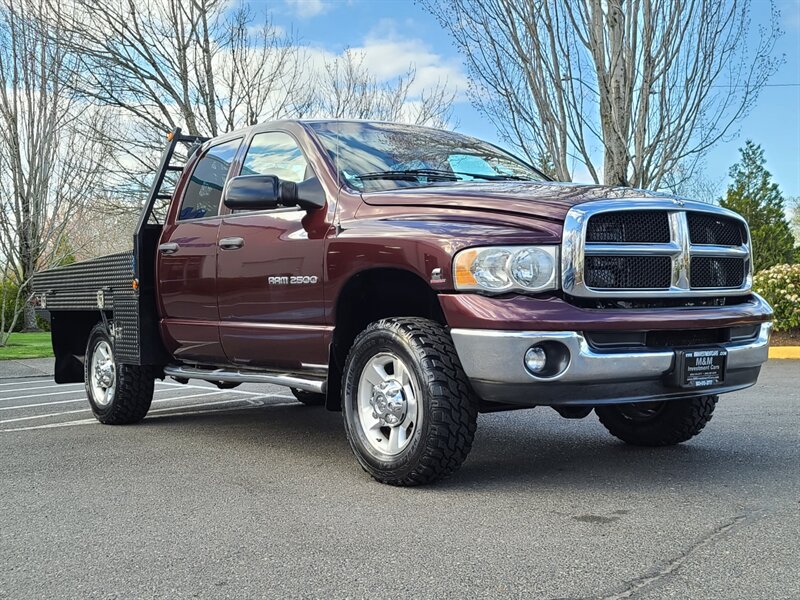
[{"x1": 453, "y1": 245, "x2": 559, "y2": 293}]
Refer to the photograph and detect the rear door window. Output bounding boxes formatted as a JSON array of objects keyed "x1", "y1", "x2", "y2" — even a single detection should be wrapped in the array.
[{"x1": 179, "y1": 138, "x2": 241, "y2": 220}]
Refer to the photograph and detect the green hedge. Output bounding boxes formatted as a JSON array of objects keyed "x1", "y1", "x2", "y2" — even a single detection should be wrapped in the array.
[
  {"x1": 753, "y1": 264, "x2": 800, "y2": 332},
  {"x1": 0, "y1": 280, "x2": 49, "y2": 333},
  {"x1": 0, "y1": 280, "x2": 23, "y2": 332}
]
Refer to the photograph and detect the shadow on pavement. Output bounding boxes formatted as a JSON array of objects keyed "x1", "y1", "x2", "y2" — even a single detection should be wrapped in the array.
[{"x1": 136, "y1": 399, "x2": 785, "y2": 494}]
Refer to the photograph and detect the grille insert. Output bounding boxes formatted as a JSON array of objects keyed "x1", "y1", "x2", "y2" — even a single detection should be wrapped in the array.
[
  {"x1": 562, "y1": 200, "x2": 752, "y2": 298},
  {"x1": 690, "y1": 257, "x2": 746, "y2": 288},
  {"x1": 586, "y1": 211, "x2": 670, "y2": 243},
  {"x1": 585, "y1": 256, "x2": 671, "y2": 289},
  {"x1": 687, "y1": 213, "x2": 746, "y2": 246}
]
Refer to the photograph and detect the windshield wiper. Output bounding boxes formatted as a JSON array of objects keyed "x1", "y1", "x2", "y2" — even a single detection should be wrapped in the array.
[
  {"x1": 354, "y1": 169, "x2": 458, "y2": 182},
  {"x1": 353, "y1": 168, "x2": 531, "y2": 182},
  {"x1": 451, "y1": 171, "x2": 531, "y2": 181}
]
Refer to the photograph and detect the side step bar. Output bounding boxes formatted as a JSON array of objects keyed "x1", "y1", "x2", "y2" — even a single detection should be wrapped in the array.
[{"x1": 163, "y1": 365, "x2": 326, "y2": 394}]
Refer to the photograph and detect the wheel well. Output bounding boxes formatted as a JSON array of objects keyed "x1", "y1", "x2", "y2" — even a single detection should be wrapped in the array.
[{"x1": 326, "y1": 268, "x2": 445, "y2": 410}]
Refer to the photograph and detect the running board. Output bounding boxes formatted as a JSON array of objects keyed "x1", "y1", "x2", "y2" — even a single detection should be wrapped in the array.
[{"x1": 163, "y1": 365, "x2": 326, "y2": 394}]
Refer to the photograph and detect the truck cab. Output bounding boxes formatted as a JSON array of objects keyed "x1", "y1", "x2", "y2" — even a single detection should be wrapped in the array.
[{"x1": 33, "y1": 120, "x2": 773, "y2": 486}]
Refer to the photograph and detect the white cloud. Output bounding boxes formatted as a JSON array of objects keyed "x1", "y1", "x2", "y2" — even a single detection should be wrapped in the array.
[
  {"x1": 348, "y1": 20, "x2": 468, "y2": 99},
  {"x1": 284, "y1": 0, "x2": 330, "y2": 19}
]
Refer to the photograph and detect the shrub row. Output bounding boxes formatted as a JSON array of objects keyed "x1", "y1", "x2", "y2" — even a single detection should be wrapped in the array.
[{"x1": 753, "y1": 263, "x2": 800, "y2": 332}]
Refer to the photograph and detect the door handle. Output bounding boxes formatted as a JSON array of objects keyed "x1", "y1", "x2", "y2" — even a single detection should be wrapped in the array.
[
  {"x1": 158, "y1": 242, "x2": 179, "y2": 255},
  {"x1": 218, "y1": 237, "x2": 245, "y2": 250}
]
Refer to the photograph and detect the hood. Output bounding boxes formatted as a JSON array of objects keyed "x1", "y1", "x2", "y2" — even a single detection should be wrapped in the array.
[{"x1": 362, "y1": 181, "x2": 674, "y2": 222}]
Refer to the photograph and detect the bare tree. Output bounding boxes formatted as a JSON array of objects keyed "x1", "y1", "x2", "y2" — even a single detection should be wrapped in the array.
[
  {"x1": 0, "y1": 0, "x2": 111, "y2": 338},
  {"x1": 420, "y1": 0, "x2": 782, "y2": 188},
  {"x1": 51, "y1": 0, "x2": 311, "y2": 138},
  {"x1": 316, "y1": 49, "x2": 454, "y2": 127},
  {"x1": 36, "y1": 0, "x2": 315, "y2": 219}
]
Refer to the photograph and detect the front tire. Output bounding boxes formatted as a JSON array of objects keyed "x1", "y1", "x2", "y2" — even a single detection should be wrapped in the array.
[
  {"x1": 342, "y1": 318, "x2": 478, "y2": 486},
  {"x1": 595, "y1": 395, "x2": 718, "y2": 446},
  {"x1": 85, "y1": 323, "x2": 155, "y2": 425}
]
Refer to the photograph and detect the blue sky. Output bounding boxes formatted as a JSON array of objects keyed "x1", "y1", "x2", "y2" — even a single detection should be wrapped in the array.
[{"x1": 270, "y1": 0, "x2": 800, "y2": 199}]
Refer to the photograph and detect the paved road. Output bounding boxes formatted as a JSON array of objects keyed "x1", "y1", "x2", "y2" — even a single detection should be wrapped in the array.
[{"x1": 1, "y1": 361, "x2": 797, "y2": 599}]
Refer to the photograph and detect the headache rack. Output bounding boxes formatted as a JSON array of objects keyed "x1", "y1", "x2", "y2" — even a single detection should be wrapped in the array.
[{"x1": 32, "y1": 129, "x2": 209, "y2": 368}]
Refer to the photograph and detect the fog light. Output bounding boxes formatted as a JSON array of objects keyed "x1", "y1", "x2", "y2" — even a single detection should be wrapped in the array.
[{"x1": 524, "y1": 346, "x2": 547, "y2": 374}]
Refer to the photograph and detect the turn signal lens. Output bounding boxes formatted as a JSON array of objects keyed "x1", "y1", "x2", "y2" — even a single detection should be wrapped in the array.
[
  {"x1": 453, "y1": 245, "x2": 559, "y2": 294},
  {"x1": 453, "y1": 249, "x2": 478, "y2": 287}
]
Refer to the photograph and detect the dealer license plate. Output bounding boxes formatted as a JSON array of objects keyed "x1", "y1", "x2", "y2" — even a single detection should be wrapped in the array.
[{"x1": 672, "y1": 348, "x2": 728, "y2": 389}]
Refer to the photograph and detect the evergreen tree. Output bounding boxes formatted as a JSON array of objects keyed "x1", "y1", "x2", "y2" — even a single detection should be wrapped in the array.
[{"x1": 720, "y1": 141, "x2": 794, "y2": 271}]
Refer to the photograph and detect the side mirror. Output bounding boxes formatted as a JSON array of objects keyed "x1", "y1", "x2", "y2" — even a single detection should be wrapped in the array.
[
  {"x1": 223, "y1": 175, "x2": 280, "y2": 211},
  {"x1": 223, "y1": 175, "x2": 326, "y2": 212}
]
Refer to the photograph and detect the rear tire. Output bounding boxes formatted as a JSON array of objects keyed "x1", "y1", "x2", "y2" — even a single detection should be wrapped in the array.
[
  {"x1": 84, "y1": 323, "x2": 155, "y2": 425},
  {"x1": 595, "y1": 395, "x2": 718, "y2": 446},
  {"x1": 342, "y1": 317, "x2": 478, "y2": 486},
  {"x1": 290, "y1": 388, "x2": 325, "y2": 406}
]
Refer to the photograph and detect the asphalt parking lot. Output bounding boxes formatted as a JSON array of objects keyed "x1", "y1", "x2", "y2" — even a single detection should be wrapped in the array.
[{"x1": 1, "y1": 360, "x2": 798, "y2": 599}]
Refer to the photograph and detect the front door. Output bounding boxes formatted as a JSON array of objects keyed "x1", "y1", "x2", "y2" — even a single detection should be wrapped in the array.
[
  {"x1": 157, "y1": 137, "x2": 242, "y2": 363},
  {"x1": 216, "y1": 131, "x2": 331, "y2": 370}
]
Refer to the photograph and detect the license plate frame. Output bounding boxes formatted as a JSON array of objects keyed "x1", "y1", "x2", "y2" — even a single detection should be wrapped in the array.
[{"x1": 670, "y1": 348, "x2": 728, "y2": 389}]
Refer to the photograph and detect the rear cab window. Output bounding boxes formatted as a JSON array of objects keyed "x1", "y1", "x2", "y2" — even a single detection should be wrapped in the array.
[{"x1": 178, "y1": 138, "x2": 241, "y2": 220}]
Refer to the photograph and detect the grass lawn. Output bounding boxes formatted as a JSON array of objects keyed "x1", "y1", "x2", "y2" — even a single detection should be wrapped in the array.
[{"x1": 0, "y1": 332, "x2": 53, "y2": 360}]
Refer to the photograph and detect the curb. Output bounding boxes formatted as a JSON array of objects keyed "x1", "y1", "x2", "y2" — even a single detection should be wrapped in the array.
[
  {"x1": 0, "y1": 357, "x2": 55, "y2": 379},
  {"x1": 769, "y1": 346, "x2": 800, "y2": 360}
]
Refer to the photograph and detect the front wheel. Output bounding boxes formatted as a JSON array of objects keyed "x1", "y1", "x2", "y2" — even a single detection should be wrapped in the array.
[
  {"x1": 342, "y1": 318, "x2": 478, "y2": 486},
  {"x1": 85, "y1": 323, "x2": 155, "y2": 425},
  {"x1": 595, "y1": 395, "x2": 718, "y2": 446}
]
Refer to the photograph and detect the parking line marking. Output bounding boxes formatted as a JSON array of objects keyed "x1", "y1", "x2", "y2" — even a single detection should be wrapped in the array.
[
  {"x1": 0, "y1": 408, "x2": 88, "y2": 424},
  {"x1": 0, "y1": 380, "x2": 60, "y2": 387},
  {"x1": 0, "y1": 389, "x2": 93, "y2": 402},
  {"x1": 0, "y1": 390, "x2": 241, "y2": 424},
  {"x1": 1, "y1": 417, "x2": 98, "y2": 432},
  {"x1": 0, "y1": 383, "x2": 84, "y2": 395},
  {"x1": 0, "y1": 386, "x2": 225, "y2": 411},
  {"x1": 1, "y1": 400, "x2": 277, "y2": 432},
  {"x1": 0, "y1": 396, "x2": 301, "y2": 432},
  {"x1": 148, "y1": 397, "x2": 257, "y2": 413},
  {"x1": 1, "y1": 398, "x2": 94, "y2": 410}
]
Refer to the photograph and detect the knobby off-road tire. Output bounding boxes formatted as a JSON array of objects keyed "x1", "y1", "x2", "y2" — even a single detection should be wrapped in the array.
[
  {"x1": 595, "y1": 395, "x2": 718, "y2": 446},
  {"x1": 342, "y1": 317, "x2": 478, "y2": 486},
  {"x1": 84, "y1": 323, "x2": 155, "y2": 425},
  {"x1": 291, "y1": 388, "x2": 326, "y2": 406}
]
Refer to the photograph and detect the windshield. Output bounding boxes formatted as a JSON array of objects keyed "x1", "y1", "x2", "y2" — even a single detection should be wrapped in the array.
[{"x1": 307, "y1": 121, "x2": 547, "y2": 192}]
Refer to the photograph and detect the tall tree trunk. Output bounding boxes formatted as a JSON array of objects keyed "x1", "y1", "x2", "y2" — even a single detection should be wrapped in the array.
[{"x1": 21, "y1": 297, "x2": 37, "y2": 331}]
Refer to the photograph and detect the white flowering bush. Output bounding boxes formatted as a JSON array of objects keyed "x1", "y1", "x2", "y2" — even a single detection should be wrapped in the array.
[{"x1": 753, "y1": 264, "x2": 800, "y2": 332}]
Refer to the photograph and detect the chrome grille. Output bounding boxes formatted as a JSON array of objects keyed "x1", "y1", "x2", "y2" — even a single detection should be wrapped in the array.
[
  {"x1": 561, "y1": 199, "x2": 752, "y2": 298},
  {"x1": 687, "y1": 213, "x2": 747, "y2": 246},
  {"x1": 585, "y1": 256, "x2": 671, "y2": 289},
  {"x1": 586, "y1": 211, "x2": 670, "y2": 243},
  {"x1": 690, "y1": 257, "x2": 746, "y2": 288}
]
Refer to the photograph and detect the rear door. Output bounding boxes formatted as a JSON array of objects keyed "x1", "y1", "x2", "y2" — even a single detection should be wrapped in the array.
[
  {"x1": 157, "y1": 138, "x2": 242, "y2": 363},
  {"x1": 216, "y1": 130, "x2": 331, "y2": 370}
]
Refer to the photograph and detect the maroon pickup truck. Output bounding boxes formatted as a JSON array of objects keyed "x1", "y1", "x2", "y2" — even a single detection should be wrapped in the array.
[{"x1": 33, "y1": 120, "x2": 773, "y2": 486}]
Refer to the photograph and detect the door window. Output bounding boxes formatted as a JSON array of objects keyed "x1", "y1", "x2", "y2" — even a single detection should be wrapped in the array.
[
  {"x1": 241, "y1": 132, "x2": 310, "y2": 183},
  {"x1": 178, "y1": 138, "x2": 241, "y2": 220}
]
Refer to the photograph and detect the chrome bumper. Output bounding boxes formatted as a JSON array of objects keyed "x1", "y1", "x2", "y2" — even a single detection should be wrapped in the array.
[{"x1": 451, "y1": 322, "x2": 772, "y2": 389}]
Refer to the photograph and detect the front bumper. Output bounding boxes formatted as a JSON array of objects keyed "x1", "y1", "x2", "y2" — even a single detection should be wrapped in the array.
[{"x1": 450, "y1": 322, "x2": 772, "y2": 406}]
